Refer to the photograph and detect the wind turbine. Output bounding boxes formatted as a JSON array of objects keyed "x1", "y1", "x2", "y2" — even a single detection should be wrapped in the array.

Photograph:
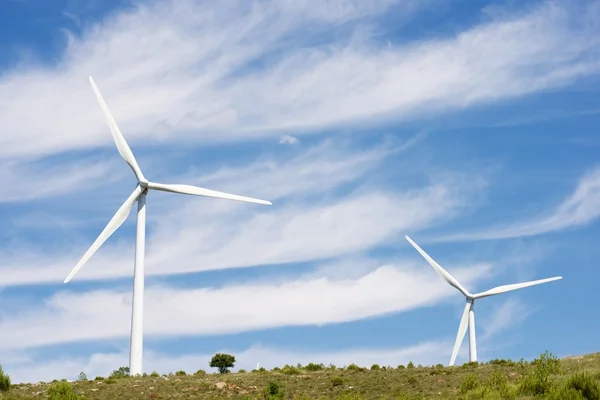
[
  {"x1": 64, "y1": 76, "x2": 272, "y2": 376},
  {"x1": 404, "y1": 235, "x2": 561, "y2": 366}
]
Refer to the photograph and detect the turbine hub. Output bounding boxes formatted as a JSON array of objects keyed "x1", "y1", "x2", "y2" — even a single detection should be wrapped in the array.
[{"x1": 139, "y1": 179, "x2": 149, "y2": 189}]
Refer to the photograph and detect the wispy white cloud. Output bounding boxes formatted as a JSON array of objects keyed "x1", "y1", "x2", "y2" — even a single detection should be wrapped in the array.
[
  {"x1": 179, "y1": 136, "x2": 408, "y2": 202},
  {"x1": 0, "y1": 1, "x2": 598, "y2": 159},
  {"x1": 0, "y1": 262, "x2": 491, "y2": 351},
  {"x1": 3, "y1": 340, "x2": 450, "y2": 384},
  {"x1": 435, "y1": 166, "x2": 600, "y2": 242},
  {"x1": 0, "y1": 135, "x2": 479, "y2": 286},
  {"x1": 480, "y1": 298, "x2": 535, "y2": 341},
  {"x1": 0, "y1": 158, "x2": 122, "y2": 203},
  {"x1": 279, "y1": 135, "x2": 300, "y2": 145},
  {"x1": 0, "y1": 184, "x2": 472, "y2": 286}
]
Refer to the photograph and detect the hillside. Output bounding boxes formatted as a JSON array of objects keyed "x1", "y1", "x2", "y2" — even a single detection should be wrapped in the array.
[{"x1": 1, "y1": 351, "x2": 599, "y2": 399}]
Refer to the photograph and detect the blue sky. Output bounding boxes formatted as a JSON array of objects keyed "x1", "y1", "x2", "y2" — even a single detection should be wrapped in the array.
[{"x1": 0, "y1": 0, "x2": 599, "y2": 383}]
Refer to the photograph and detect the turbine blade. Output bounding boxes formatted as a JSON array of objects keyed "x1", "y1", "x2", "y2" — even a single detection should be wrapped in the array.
[
  {"x1": 473, "y1": 276, "x2": 562, "y2": 299},
  {"x1": 405, "y1": 235, "x2": 471, "y2": 297},
  {"x1": 147, "y1": 181, "x2": 272, "y2": 205},
  {"x1": 88, "y1": 76, "x2": 146, "y2": 182},
  {"x1": 64, "y1": 186, "x2": 143, "y2": 283},
  {"x1": 450, "y1": 302, "x2": 471, "y2": 366}
]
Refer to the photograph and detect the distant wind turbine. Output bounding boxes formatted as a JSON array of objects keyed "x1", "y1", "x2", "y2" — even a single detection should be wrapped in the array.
[
  {"x1": 64, "y1": 76, "x2": 272, "y2": 376},
  {"x1": 405, "y1": 235, "x2": 562, "y2": 366}
]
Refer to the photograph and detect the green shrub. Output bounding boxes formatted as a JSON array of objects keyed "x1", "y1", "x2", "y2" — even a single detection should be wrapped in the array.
[
  {"x1": 485, "y1": 371, "x2": 508, "y2": 390},
  {"x1": 105, "y1": 378, "x2": 117, "y2": 384},
  {"x1": 462, "y1": 361, "x2": 479, "y2": 368},
  {"x1": 331, "y1": 376, "x2": 344, "y2": 387},
  {"x1": 548, "y1": 387, "x2": 586, "y2": 400},
  {"x1": 259, "y1": 367, "x2": 267, "y2": 372},
  {"x1": 481, "y1": 370, "x2": 518, "y2": 399},
  {"x1": 262, "y1": 381, "x2": 283, "y2": 399},
  {"x1": 397, "y1": 364, "x2": 405, "y2": 369},
  {"x1": 518, "y1": 350, "x2": 561, "y2": 396},
  {"x1": 238, "y1": 369, "x2": 247, "y2": 373},
  {"x1": 94, "y1": 376, "x2": 104, "y2": 381},
  {"x1": 281, "y1": 365, "x2": 301, "y2": 375},
  {"x1": 266, "y1": 381, "x2": 280, "y2": 394},
  {"x1": 0, "y1": 364, "x2": 11, "y2": 392},
  {"x1": 47, "y1": 381, "x2": 84, "y2": 400},
  {"x1": 532, "y1": 350, "x2": 561, "y2": 374},
  {"x1": 109, "y1": 366, "x2": 130, "y2": 378},
  {"x1": 564, "y1": 373, "x2": 600, "y2": 400},
  {"x1": 209, "y1": 353, "x2": 236, "y2": 374},
  {"x1": 407, "y1": 361, "x2": 415, "y2": 369},
  {"x1": 488, "y1": 358, "x2": 516, "y2": 367},
  {"x1": 150, "y1": 371, "x2": 160, "y2": 377},
  {"x1": 370, "y1": 364, "x2": 380, "y2": 371},
  {"x1": 175, "y1": 370, "x2": 186, "y2": 376},
  {"x1": 305, "y1": 363, "x2": 324, "y2": 371},
  {"x1": 407, "y1": 376, "x2": 418, "y2": 385},
  {"x1": 194, "y1": 369, "x2": 206, "y2": 376},
  {"x1": 459, "y1": 374, "x2": 479, "y2": 394},
  {"x1": 346, "y1": 363, "x2": 365, "y2": 372}
]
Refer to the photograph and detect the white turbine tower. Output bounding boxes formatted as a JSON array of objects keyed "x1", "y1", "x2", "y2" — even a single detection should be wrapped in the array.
[
  {"x1": 64, "y1": 76, "x2": 272, "y2": 376},
  {"x1": 404, "y1": 235, "x2": 562, "y2": 367}
]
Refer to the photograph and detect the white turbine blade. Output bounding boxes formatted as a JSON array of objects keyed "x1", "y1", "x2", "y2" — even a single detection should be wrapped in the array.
[
  {"x1": 405, "y1": 235, "x2": 471, "y2": 297},
  {"x1": 88, "y1": 76, "x2": 146, "y2": 183},
  {"x1": 147, "y1": 181, "x2": 272, "y2": 205},
  {"x1": 473, "y1": 276, "x2": 562, "y2": 299},
  {"x1": 64, "y1": 186, "x2": 143, "y2": 283},
  {"x1": 450, "y1": 302, "x2": 471, "y2": 366}
]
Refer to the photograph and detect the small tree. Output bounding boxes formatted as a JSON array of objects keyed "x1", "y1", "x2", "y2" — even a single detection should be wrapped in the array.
[
  {"x1": 48, "y1": 381, "x2": 83, "y2": 400},
  {"x1": 209, "y1": 353, "x2": 236, "y2": 374},
  {"x1": 518, "y1": 350, "x2": 561, "y2": 396},
  {"x1": 109, "y1": 366, "x2": 130, "y2": 378},
  {"x1": 0, "y1": 364, "x2": 10, "y2": 392}
]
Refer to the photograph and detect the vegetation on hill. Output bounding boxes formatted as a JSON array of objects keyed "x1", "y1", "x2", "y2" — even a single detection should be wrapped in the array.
[{"x1": 0, "y1": 350, "x2": 599, "y2": 399}]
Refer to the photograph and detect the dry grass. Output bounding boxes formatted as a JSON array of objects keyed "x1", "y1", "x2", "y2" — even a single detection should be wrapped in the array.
[{"x1": 1, "y1": 352, "x2": 599, "y2": 399}]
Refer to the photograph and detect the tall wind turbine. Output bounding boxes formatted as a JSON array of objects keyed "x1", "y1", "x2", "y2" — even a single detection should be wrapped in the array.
[
  {"x1": 64, "y1": 76, "x2": 272, "y2": 376},
  {"x1": 404, "y1": 235, "x2": 561, "y2": 366}
]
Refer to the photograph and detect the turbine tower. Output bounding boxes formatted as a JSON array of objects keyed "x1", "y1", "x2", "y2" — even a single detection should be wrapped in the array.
[
  {"x1": 64, "y1": 76, "x2": 272, "y2": 376},
  {"x1": 405, "y1": 235, "x2": 561, "y2": 366}
]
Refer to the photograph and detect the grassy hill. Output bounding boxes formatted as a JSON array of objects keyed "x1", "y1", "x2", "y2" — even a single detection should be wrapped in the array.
[{"x1": 1, "y1": 351, "x2": 600, "y2": 399}]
